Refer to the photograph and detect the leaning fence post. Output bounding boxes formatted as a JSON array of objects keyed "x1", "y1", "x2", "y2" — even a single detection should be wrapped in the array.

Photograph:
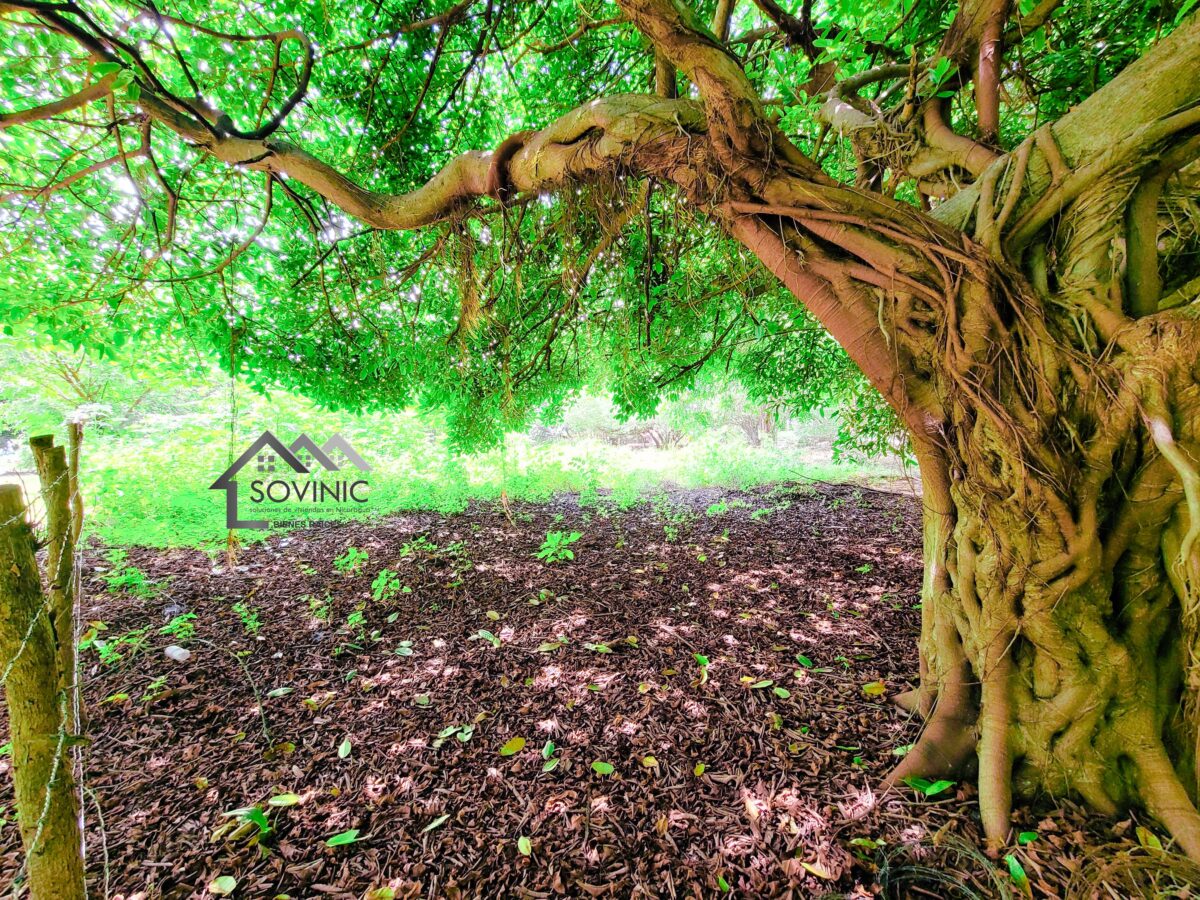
[
  {"x1": 0, "y1": 484, "x2": 86, "y2": 898},
  {"x1": 30, "y1": 435, "x2": 78, "y2": 709}
]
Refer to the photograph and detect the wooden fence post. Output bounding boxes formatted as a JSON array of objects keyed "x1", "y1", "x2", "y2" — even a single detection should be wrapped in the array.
[
  {"x1": 30, "y1": 436, "x2": 79, "y2": 721},
  {"x1": 0, "y1": 482, "x2": 86, "y2": 898},
  {"x1": 66, "y1": 422, "x2": 84, "y2": 546}
]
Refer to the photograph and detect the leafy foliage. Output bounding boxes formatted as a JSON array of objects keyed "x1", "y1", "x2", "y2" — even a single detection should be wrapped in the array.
[
  {"x1": 536, "y1": 530, "x2": 582, "y2": 563},
  {"x1": 0, "y1": 0, "x2": 968, "y2": 451}
]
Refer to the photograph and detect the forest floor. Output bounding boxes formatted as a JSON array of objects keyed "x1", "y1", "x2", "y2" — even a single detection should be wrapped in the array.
[{"x1": 0, "y1": 483, "x2": 1193, "y2": 898}]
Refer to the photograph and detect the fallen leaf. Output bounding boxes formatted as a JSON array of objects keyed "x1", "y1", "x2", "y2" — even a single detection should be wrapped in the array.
[
  {"x1": 862, "y1": 680, "x2": 886, "y2": 696},
  {"x1": 801, "y1": 860, "x2": 832, "y2": 879},
  {"x1": 325, "y1": 828, "x2": 361, "y2": 847},
  {"x1": 499, "y1": 737, "x2": 526, "y2": 756},
  {"x1": 208, "y1": 875, "x2": 238, "y2": 896}
]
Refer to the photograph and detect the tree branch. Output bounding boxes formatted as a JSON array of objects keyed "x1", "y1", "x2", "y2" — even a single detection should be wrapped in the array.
[
  {"x1": 0, "y1": 71, "x2": 114, "y2": 129},
  {"x1": 139, "y1": 90, "x2": 707, "y2": 229}
]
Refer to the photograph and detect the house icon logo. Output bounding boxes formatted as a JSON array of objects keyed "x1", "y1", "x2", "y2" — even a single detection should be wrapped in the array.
[{"x1": 210, "y1": 431, "x2": 371, "y2": 529}]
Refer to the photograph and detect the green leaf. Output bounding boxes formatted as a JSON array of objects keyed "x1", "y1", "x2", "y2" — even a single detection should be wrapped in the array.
[
  {"x1": 422, "y1": 814, "x2": 451, "y2": 833},
  {"x1": 1136, "y1": 825, "x2": 1164, "y2": 851},
  {"x1": 541, "y1": 740, "x2": 556, "y2": 759},
  {"x1": 1017, "y1": 830, "x2": 1038, "y2": 845},
  {"x1": 693, "y1": 653, "x2": 710, "y2": 667},
  {"x1": 773, "y1": 686, "x2": 791, "y2": 698},
  {"x1": 750, "y1": 679, "x2": 773, "y2": 689},
  {"x1": 223, "y1": 804, "x2": 271, "y2": 835},
  {"x1": 903, "y1": 776, "x2": 955, "y2": 797},
  {"x1": 541, "y1": 757, "x2": 560, "y2": 773},
  {"x1": 499, "y1": 736, "x2": 526, "y2": 756},
  {"x1": 591, "y1": 760, "x2": 614, "y2": 775},
  {"x1": 208, "y1": 875, "x2": 238, "y2": 896},
  {"x1": 1005, "y1": 854, "x2": 1031, "y2": 896},
  {"x1": 795, "y1": 654, "x2": 813, "y2": 668},
  {"x1": 861, "y1": 680, "x2": 886, "y2": 696},
  {"x1": 848, "y1": 837, "x2": 883, "y2": 851},
  {"x1": 338, "y1": 738, "x2": 352, "y2": 759},
  {"x1": 92, "y1": 62, "x2": 122, "y2": 78},
  {"x1": 325, "y1": 828, "x2": 361, "y2": 847},
  {"x1": 717, "y1": 874, "x2": 730, "y2": 892},
  {"x1": 517, "y1": 835, "x2": 532, "y2": 856},
  {"x1": 924, "y1": 779, "x2": 954, "y2": 796},
  {"x1": 268, "y1": 793, "x2": 302, "y2": 807}
]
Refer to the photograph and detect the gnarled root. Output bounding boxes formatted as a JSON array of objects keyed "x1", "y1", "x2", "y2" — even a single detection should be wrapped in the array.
[{"x1": 886, "y1": 633, "x2": 976, "y2": 787}]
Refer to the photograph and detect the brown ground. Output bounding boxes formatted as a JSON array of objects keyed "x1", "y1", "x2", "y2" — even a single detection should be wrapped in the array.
[{"x1": 0, "y1": 484, "x2": 1195, "y2": 898}]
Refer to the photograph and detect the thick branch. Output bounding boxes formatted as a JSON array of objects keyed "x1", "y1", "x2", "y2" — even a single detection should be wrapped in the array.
[
  {"x1": 934, "y1": 11, "x2": 1200, "y2": 232},
  {"x1": 0, "y1": 72, "x2": 113, "y2": 129},
  {"x1": 712, "y1": 0, "x2": 736, "y2": 42},
  {"x1": 140, "y1": 91, "x2": 707, "y2": 229},
  {"x1": 618, "y1": 0, "x2": 779, "y2": 178}
]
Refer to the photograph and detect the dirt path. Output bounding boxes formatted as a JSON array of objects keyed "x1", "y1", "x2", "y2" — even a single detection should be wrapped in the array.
[{"x1": 0, "y1": 484, "x2": 1189, "y2": 897}]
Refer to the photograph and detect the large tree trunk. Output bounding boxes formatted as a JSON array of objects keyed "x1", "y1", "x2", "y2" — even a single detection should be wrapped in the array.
[
  {"x1": 684, "y1": 9, "x2": 1200, "y2": 853},
  {"x1": 733, "y1": 172, "x2": 1200, "y2": 851},
  {"x1": 733, "y1": 168, "x2": 1200, "y2": 853},
  {"x1": 892, "y1": 321, "x2": 1200, "y2": 856}
]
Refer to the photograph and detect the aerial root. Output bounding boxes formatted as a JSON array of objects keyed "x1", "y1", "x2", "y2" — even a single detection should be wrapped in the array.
[
  {"x1": 891, "y1": 687, "x2": 926, "y2": 714},
  {"x1": 977, "y1": 639, "x2": 1015, "y2": 851},
  {"x1": 885, "y1": 657, "x2": 976, "y2": 788},
  {"x1": 1135, "y1": 741, "x2": 1200, "y2": 862}
]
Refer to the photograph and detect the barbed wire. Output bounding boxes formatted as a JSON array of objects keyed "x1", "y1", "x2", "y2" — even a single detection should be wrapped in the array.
[
  {"x1": 26, "y1": 694, "x2": 69, "y2": 865},
  {"x1": 0, "y1": 466, "x2": 72, "y2": 531}
]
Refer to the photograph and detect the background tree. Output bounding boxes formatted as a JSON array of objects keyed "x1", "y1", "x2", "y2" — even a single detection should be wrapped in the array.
[{"x1": 1, "y1": 0, "x2": 1199, "y2": 859}]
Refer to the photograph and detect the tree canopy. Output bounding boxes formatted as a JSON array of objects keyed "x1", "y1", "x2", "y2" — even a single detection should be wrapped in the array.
[{"x1": 1, "y1": 0, "x2": 1181, "y2": 445}]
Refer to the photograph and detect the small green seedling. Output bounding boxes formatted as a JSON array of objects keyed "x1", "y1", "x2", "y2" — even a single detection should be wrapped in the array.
[
  {"x1": 537, "y1": 531, "x2": 582, "y2": 563},
  {"x1": 371, "y1": 568, "x2": 402, "y2": 602},
  {"x1": 232, "y1": 601, "x2": 261, "y2": 635},
  {"x1": 334, "y1": 546, "x2": 369, "y2": 575}
]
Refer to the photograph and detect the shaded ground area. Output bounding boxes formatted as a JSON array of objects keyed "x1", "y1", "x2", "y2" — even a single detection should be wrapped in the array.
[{"x1": 0, "y1": 484, "x2": 1194, "y2": 897}]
